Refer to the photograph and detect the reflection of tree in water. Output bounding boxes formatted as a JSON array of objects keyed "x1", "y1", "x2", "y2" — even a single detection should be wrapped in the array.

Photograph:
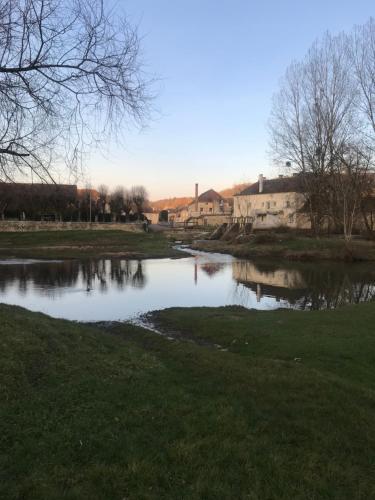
[
  {"x1": 132, "y1": 261, "x2": 146, "y2": 288},
  {"x1": 200, "y1": 262, "x2": 224, "y2": 277},
  {"x1": 0, "y1": 259, "x2": 147, "y2": 297},
  {"x1": 233, "y1": 260, "x2": 375, "y2": 310},
  {"x1": 0, "y1": 260, "x2": 80, "y2": 295},
  {"x1": 291, "y1": 264, "x2": 375, "y2": 310},
  {"x1": 110, "y1": 260, "x2": 131, "y2": 289}
]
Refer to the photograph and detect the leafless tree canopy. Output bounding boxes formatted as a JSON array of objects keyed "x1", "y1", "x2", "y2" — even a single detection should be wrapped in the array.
[
  {"x1": 110, "y1": 185, "x2": 124, "y2": 216},
  {"x1": 269, "y1": 27, "x2": 375, "y2": 239},
  {"x1": 131, "y1": 185, "x2": 148, "y2": 217},
  {"x1": 97, "y1": 183, "x2": 109, "y2": 216},
  {"x1": 0, "y1": 0, "x2": 151, "y2": 182}
]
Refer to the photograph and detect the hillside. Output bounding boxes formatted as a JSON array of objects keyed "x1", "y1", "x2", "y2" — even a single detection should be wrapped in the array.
[
  {"x1": 151, "y1": 183, "x2": 251, "y2": 210},
  {"x1": 150, "y1": 197, "x2": 193, "y2": 211},
  {"x1": 219, "y1": 182, "x2": 251, "y2": 198}
]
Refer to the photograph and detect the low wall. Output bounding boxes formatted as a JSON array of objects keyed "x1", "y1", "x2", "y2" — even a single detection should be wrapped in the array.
[
  {"x1": 0, "y1": 221, "x2": 143, "y2": 232},
  {"x1": 197, "y1": 215, "x2": 232, "y2": 226}
]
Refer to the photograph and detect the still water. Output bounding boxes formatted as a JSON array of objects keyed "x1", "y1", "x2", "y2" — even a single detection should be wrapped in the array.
[{"x1": 0, "y1": 248, "x2": 375, "y2": 321}]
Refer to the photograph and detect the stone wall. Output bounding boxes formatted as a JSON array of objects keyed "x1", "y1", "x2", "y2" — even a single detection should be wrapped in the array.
[
  {"x1": 188, "y1": 214, "x2": 232, "y2": 226},
  {"x1": 0, "y1": 221, "x2": 143, "y2": 232}
]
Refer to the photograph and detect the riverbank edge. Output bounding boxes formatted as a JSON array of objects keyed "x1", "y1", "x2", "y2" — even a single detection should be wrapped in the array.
[{"x1": 189, "y1": 236, "x2": 375, "y2": 262}]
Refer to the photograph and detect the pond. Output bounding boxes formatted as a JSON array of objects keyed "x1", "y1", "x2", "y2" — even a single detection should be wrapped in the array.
[{"x1": 0, "y1": 248, "x2": 375, "y2": 321}]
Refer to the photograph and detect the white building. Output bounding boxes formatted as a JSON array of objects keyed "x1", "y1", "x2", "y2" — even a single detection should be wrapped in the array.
[{"x1": 233, "y1": 174, "x2": 310, "y2": 229}]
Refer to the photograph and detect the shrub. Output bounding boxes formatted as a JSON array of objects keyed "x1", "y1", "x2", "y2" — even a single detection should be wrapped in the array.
[
  {"x1": 274, "y1": 225, "x2": 290, "y2": 233},
  {"x1": 253, "y1": 232, "x2": 278, "y2": 244}
]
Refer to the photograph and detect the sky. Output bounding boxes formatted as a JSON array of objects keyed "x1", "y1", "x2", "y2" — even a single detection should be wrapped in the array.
[{"x1": 86, "y1": 0, "x2": 375, "y2": 200}]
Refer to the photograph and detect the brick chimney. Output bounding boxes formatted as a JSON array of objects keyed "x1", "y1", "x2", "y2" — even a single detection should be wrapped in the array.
[
  {"x1": 258, "y1": 174, "x2": 264, "y2": 193},
  {"x1": 195, "y1": 183, "x2": 198, "y2": 212}
]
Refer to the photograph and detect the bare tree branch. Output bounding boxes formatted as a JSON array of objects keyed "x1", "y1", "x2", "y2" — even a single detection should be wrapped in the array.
[{"x1": 0, "y1": 0, "x2": 153, "y2": 182}]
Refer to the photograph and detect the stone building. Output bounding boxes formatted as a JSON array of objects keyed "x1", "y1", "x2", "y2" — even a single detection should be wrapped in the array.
[
  {"x1": 168, "y1": 206, "x2": 189, "y2": 224},
  {"x1": 187, "y1": 184, "x2": 232, "y2": 226},
  {"x1": 233, "y1": 174, "x2": 310, "y2": 230}
]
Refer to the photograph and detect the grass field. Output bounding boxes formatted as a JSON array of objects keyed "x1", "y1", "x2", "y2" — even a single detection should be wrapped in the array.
[
  {"x1": 0, "y1": 230, "x2": 183, "y2": 259},
  {"x1": 1, "y1": 302, "x2": 375, "y2": 499}
]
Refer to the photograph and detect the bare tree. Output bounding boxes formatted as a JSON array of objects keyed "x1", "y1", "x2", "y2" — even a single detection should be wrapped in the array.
[
  {"x1": 0, "y1": 0, "x2": 151, "y2": 182},
  {"x1": 269, "y1": 32, "x2": 362, "y2": 236},
  {"x1": 97, "y1": 183, "x2": 109, "y2": 220},
  {"x1": 329, "y1": 146, "x2": 374, "y2": 242},
  {"x1": 131, "y1": 185, "x2": 148, "y2": 219},
  {"x1": 110, "y1": 186, "x2": 125, "y2": 221},
  {"x1": 97, "y1": 184, "x2": 109, "y2": 201},
  {"x1": 123, "y1": 188, "x2": 133, "y2": 221},
  {"x1": 351, "y1": 18, "x2": 375, "y2": 147}
]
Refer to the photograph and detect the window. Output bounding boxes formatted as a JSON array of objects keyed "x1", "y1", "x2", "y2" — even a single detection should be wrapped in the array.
[
  {"x1": 288, "y1": 214, "x2": 294, "y2": 223},
  {"x1": 266, "y1": 201, "x2": 270, "y2": 209},
  {"x1": 200, "y1": 207, "x2": 203, "y2": 213},
  {"x1": 286, "y1": 200, "x2": 291, "y2": 208},
  {"x1": 273, "y1": 201, "x2": 277, "y2": 207},
  {"x1": 209, "y1": 207, "x2": 213, "y2": 213}
]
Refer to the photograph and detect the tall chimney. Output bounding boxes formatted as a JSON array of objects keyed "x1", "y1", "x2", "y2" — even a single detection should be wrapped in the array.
[
  {"x1": 195, "y1": 183, "x2": 198, "y2": 212},
  {"x1": 258, "y1": 174, "x2": 264, "y2": 193}
]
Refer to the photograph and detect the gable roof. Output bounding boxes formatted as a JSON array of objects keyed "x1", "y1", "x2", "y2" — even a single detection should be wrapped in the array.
[
  {"x1": 197, "y1": 189, "x2": 224, "y2": 202},
  {"x1": 237, "y1": 175, "x2": 305, "y2": 196}
]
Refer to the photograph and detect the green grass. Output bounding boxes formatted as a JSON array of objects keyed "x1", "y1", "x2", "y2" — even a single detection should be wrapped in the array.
[
  {"x1": 193, "y1": 235, "x2": 375, "y2": 261},
  {"x1": 0, "y1": 230, "x2": 183, "y2": 259},
  {"x1": 1, "y1": 302, "x2": 375, "y2": 498}
]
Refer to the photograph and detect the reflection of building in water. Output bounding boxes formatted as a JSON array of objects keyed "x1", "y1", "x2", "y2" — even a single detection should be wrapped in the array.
[
  {"x1": 200, "y1": 262, "x2": 224, "y2": 277},
  {"x1": 232, "y1": 260, "x2": 308, "y2": 304},
  {"x1": 233, "y1": 261, "x2": 306, "y2": 290},
  {"x1": 194, "y1": 259, "x2": 225, "y2": 285}
]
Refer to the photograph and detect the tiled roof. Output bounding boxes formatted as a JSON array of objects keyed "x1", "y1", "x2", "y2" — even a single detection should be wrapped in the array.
[
  {"x1": 197, "y1": 189, "x2": 223, "y2": 202},
  {"x1": 237, "y1": 176, "x2": 304, "y2": 196}
]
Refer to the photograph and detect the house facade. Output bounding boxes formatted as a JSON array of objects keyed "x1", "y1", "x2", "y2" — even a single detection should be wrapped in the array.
[
  {"x1": 187, "y1": 185, "x2": 232, "y2": 226},
  {"x1": 168, "y1": 206, "x2": 189, "y2": 224},
  {"x1": 233, "y1": 174, "x2": 310, "y2": 230}
]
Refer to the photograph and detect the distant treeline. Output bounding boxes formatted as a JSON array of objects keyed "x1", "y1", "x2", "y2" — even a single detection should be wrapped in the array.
[{"x1": 0, "y1": 183, "x2": 151, "y2": 222}]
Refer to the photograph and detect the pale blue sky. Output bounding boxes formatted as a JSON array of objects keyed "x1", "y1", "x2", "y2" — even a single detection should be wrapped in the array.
[{"x1": 87, "y1": 0, "x2": 375, "y2": 199}]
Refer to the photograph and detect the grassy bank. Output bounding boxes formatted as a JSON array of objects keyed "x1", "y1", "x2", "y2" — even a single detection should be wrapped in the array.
[
  {"x1": 192, "y1": 234, "x2": 375, "y2": 261},
  {"x1": 2, "y1": 303, "x2": 375, "y2": 499},
  {"x1": 0, "y1": 230, "x2": 183, "y2": 259}
]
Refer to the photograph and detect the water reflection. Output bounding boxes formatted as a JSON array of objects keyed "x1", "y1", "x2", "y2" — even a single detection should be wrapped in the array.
[
  {"x1": 194, "y1": 260, "x2": 225, "y2": 284},
  {"x1": 232, "y1": 260, "x2": 375, "y2": 310},
  {"x1": 0, "y1": 254, "x2": 375, "y2": 320},
  {"x1": 0, "y1": 259, "x2": 146, "y2": 297}
]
